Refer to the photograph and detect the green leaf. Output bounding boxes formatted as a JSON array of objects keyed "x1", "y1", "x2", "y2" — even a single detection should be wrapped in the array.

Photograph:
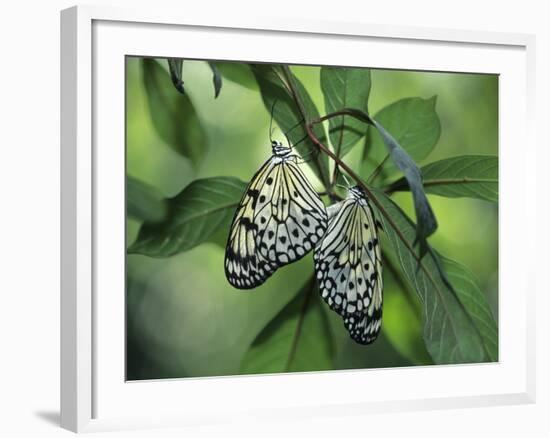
[
  {"x1": 372, "y1": 119, "x2": 438, "y2": 251},
  {"x1": 167, "y1": 58, "x2": 184, "y2": 94},
  {"x1": 387, "y1": 155, "x2": 498, "y2": 202},
  {"x1": 442, "y1": 256, "x2": 498, "y2": 361},
  {"x1": 369, "y1": 188, "x2": 492, "y2": 364},
  {"x1": 126, "y1": 175, "x2": 167, "y2": 223},
  {"x1": 207, "y1": 62, "x2": 222, "y2": 98},
  {"x1": 216, "y1": 62, "x2": 257, "y2": 90},
  {"x1": 142, "y1": 58, "x2": 207, "y2": 166},
  {"x1": 362, "y1": 96, "x2": 441, "y2": 180},
  {"x1": 129, "y1": 177, "x2": 247, "y2": 257},
  {"x1": 240, "y1": 278, "x2": 334, "y2": 374},
  {"x1": 320, "y1": 66, "x2": 371, "y2": 157},
  {"x1": 250, "y1": 64, "x2": 330, "y2": 188},
  {"x1": 381, "y1": 251, "x2": 434, "y2": 365}
]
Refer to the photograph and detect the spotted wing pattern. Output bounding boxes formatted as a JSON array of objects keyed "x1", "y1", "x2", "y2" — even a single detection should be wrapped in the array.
[
  {"x1": 224, "y1": 159, "x2": 277, "y2": 289},
  {"x1": 225, "y1": 155, "x2": 328, "y2": 289},
  {"x1": 313, "y1": 187, "x2": 383, "y2": 344},
  {"x1": 253, "y1": 160, "x2": 327, "y2": 265}
]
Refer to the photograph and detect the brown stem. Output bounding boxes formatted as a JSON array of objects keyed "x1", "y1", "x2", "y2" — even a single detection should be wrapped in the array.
[{"x1": 280, "y1": 69, "x2": 425, "y2": 268}]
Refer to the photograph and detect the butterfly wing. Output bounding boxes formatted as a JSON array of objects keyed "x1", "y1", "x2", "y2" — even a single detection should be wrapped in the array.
[
  {"x1": 253, "y1": 158, "x2": 328, "y2": 266},
  {"x1": 314, "y1": 194, "x2": 383, "y2": 344},
  {"x1": 224, "y1": 159, "x2": 278, "y2": 289},
  {"x1": 343, "y1": 306, "x2": 383, "y2": 345}
]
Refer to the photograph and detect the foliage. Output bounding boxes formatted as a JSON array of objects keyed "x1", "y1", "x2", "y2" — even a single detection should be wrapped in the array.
[
  {"x1": 320, "y1": 67, "x2": 371, "y2": 158},
  {"x1": 143, "y1": 58, "x2": 207, "y2": 166},
  {"x1": 129, "y1": 177, "x2": 247, "y2": 257},
  {"x1": 361, "y1": 96, "x2": 441, "y2": 180},
  {"x1": 387, "y1": 155, "x2": 498, "y2": 202},
  {"x1": 126, "y1": 58, "x2": 499, "y2": 378},
  {"x1": 240, "y1": 277, "x2": 334, "y2": 374},
  {"x1": 251, "y1": 64, "x2": 330, "y2": 187}
]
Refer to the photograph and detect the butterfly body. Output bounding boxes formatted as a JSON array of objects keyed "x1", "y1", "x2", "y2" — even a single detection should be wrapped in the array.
[
  {"x1": 225, "y1": 141, "x2": 328, "y2": 289},
  {"x1": 314, "y1": 185, "x2": 383, "y2": 344}
]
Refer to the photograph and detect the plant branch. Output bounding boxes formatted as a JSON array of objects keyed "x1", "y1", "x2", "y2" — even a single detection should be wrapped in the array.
[
  {"x1": 280, "y1": 71, "x2": 430, "y2": 272},
  {"x1": 303, "y1": 118, "x2": 426, "y2": 265},
  {"x1": 275, "y1": 72, "x2": 489, "y2": 361}
]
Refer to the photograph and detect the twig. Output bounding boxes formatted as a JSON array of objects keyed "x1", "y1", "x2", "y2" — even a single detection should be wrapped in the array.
[{"x1": 279, "y1": 69, "x2": 426, "y2": 268}]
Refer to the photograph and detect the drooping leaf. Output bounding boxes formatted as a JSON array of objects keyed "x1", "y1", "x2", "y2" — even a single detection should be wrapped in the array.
[
  {"x1": 387, "y1": 155, "x2": 498, "y2": 202},
  {"x1": 326, "y1": 105, "x2": 438, "y2": 252},
  {"x1": 368, "y1": 187, "x2": 493, "y2": 364},
  {"x1": 207, "y1": 62, "x2": 223, "y2": 98},
  {"x1": 240, "y1": 277, "x2": 334, "y2": 374},
  {"x1": 372, "y1": 118, "x2": 437, "y2": 250},
  {"x1": 320, "y1": 66, "x2": 371, "y2": 157},
  {"x1": 362, "y1": 96, "x2": 441, "y2": 180},
  {"x1": 216, "y1": 62, "x2": 257, "y2": 90},
  {"x1": 142, "y1": 58, "x2": 207, "y2": 166},
  {"x1": 442, "y1": 256, "x2": 498, "y2": 361},
  {"x1": 127, "y1": 175, "x2": 167, "y2": 223},
  {"x1": 251, "y1": 64, "x2": 330, "y2": 188},
  {"x1": 129, "y1": 177, "x2": 247, "y2": 257},
  {"x1": 167, "y1": 58, "x2": 184, "y2": 94}
]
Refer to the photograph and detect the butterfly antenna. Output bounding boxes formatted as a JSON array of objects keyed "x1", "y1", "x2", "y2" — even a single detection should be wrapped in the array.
[
  {"x1": 283, "y1": 117, "x2": 305, "y2": 134},
  {"x1": 293, "y1": 134, "x2": 309, "y2": 148},
  {"x1": 284, "y1": 132, "x2": 292, "y2": 148},
  {"x1": 283, "y1": 117, "x2": 306, "y2": 149},
  {"x1": 341, "y1": 173, "x2": 352, "y2": 188},
  {"x1": 284, "y1": 117, "x2": 305, "y2": 134},
  {"x1": 293, "y1": 134, "x2": 319, "y2": 162}
]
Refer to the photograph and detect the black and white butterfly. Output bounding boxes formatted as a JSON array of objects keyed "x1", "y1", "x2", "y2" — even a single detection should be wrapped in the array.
[
  {"x1": 224, "y1": 139, "x2": 328, "y2": 289},
  {"x1": 314, "y1": 185, "x2": 383, "y2": 344}
]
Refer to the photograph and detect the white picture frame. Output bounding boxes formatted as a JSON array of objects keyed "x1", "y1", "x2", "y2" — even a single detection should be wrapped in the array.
[{"x1": 60, "y1": 4, "x2": 536, "y2": 433}]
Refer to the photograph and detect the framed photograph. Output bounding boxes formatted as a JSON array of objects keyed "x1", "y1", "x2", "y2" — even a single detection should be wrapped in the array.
[{"x1": 61, "y1": 5, "x2": 536, "y2": 433}]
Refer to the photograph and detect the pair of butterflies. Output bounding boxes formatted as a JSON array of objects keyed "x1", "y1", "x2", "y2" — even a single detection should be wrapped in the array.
[{"x1": 224, "y1": 140, "x2": 383, "y2": 345}]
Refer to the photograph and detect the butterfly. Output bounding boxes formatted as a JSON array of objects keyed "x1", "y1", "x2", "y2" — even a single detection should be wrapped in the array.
[
  {"x1": 224, "y1": 140, "x2": 328, "y2": 289},
  {"x1": 314, "y1": 185, "x2": 383, "y2": 344}
]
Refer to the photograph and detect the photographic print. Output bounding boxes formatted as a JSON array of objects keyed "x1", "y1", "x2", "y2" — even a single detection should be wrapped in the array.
[{"x1": 125, "y1": 57, "x2": 498, "y2": 380}]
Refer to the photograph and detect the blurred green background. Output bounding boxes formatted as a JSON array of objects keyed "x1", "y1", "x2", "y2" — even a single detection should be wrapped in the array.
[{"x1": 126, "y1": 57, "x2": 498, "y2": 380}]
